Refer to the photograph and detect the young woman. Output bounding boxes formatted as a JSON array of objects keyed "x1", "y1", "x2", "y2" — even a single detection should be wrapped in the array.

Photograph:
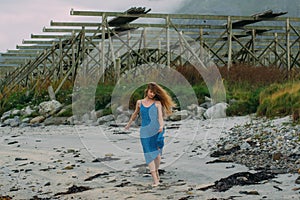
[{"x1": 125, "y1": 82, "x2": 175, "y2": 187}]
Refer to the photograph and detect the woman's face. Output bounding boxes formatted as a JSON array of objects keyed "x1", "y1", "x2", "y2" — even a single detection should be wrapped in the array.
[{"x1": 147, "y1": 89, "x2": 156, "y2": 99}]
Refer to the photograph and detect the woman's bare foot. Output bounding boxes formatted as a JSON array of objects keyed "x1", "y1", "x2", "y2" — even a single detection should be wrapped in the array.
[
  {"x1": 150, "y1": 171, "x2": 160, "y2": 187},
  {"x1": 156, "y1": 170, "x2": 160, "y2": 182},
  {"x1": 152, "y1": 181, "x2": 160, "y2": 187}
]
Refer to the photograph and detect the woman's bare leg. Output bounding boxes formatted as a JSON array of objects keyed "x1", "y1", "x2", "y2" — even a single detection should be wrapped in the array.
[
  {"x1": 154, "y1": 154, "x2": 161, "y2": 181},
  {"x1": 148, "y1": 160, "x2": 159, "y2": 186}
]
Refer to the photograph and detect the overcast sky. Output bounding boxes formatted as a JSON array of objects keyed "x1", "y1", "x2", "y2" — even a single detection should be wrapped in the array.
[{"x1": 0, "y1": 0, "x2": 186, "y2": 53}]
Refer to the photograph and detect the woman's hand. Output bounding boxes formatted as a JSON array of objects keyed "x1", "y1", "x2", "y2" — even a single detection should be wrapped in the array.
[
  {"x1": 156, "y1": 101, "x2": 164, "y2": 133},
  {"x1": 158, "y1": 126, "x2": 163, "y2": 133},
  {"x1": 125, "y1": 123, "x2": 130, "y2": 130},
  {"x1": 125, "y1": 100, "x2": 140, "y2": 130}
]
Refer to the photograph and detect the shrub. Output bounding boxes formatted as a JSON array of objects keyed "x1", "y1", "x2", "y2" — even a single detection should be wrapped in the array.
[
  {"x1": 227, "y1": 100, "x2": 254, "y2": 116},
  {"x1": 95, "y1": 84, "x2": 114, "y2": 110},
  {"x1": 56, "y1": 105, "x2": 73, "y2": 117},
  {"x1": 218, "y1": 64, "x2": 287, "y2": 86},
  {"x1": 257, "y1": 81, "x2": 300, "y2": 118}
]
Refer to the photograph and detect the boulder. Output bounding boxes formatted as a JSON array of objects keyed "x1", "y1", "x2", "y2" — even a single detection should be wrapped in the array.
[
  {"x1": 97, "y1": 114, "x2": 115, "y2": 125},
  {"x1": 116, "y1": 113, "x2": 129, "y2": 123},
  {"x1": 10, "y1": 116, "x2": 21, "y2": 127},
  {"x1": 203, "y1": 102, "x2": 228, "y2": 119},
  {"x1": 30, "y1": 116, "x2": 46, "y2": 124},
  {"x1": 44, "y1": 117, "x2": 69, "y2": 126},
  {"x1": 38, "y1": 100, "x2": 62, "y2": 116},
  {"x1": 196, "y1": 106, "x2": 206, "y2": 119},
  {"x1": 11, "y1": 109, "x2": 21, "y2": 116},
  {"x1": 169, "y1": 110, "x2": 190, "y2": 121},
  {"x1": 1, "y1": 110, "x2": 11, "y2": 122},
  {"x1": 21, "y1": 106, "x2": 35, "y2": 117}
]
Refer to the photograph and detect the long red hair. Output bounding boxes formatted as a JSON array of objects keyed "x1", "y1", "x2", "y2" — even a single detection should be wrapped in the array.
[{"x1": 144, "y1": 82, "x2": 176, "y2": 116}]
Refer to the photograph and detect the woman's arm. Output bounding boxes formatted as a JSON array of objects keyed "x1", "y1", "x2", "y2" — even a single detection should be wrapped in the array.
[
  {"x1": 156, "y1": 101, "x2": 164, "y2": 133},
  {"x1": 125, "y1": 100, "x2": 141, "y2": 130}
]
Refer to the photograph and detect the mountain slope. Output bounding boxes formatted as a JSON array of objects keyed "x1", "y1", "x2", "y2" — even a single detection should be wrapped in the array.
[{"x1": 175, "y1": 0, "x2": 299, "y2": 17}]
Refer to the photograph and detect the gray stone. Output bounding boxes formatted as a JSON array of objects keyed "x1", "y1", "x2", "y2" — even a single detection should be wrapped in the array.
[
  {"x1": 11, "y1": 109, "x2": 21, "y2": 116},
  {"x1": 10, "y1": 116, "x2": 21, "y2": 127},
  {"x1": 169, "y1": 110, "x2": 190, "y2": 121},
  {"x1": 95, "y1": 109, "x2": 104, "y2": 118},
  {"x1": 116, "y1": 113, "x2": 129, "y2": 123},
  {"x1": 21, "y1": 106, "x2": 35, "y2": 116},
  {"x1": 81, "y1": 113, "x2": 92, "y2": 123},
  {"x1": 240, "y1": 142, "x2": 251, "y2": 150},
  {"x1": 30, "y1": 116, "x2": 46, "y2": 124},
  {"x1": 196, "y1": 106, "x2": 206, "y2": 119},
  {"x1": 203, "y1": 102, "x2": 228, "y2": 119},
  {"x1": 38, "y1": 100, "x2": 62, "y2": 116},
  {"x1": 187, "y1": 104, "x2": 198, "y2": 111},
  {"x1": 97, "y1": 114, "x2": 114, "y2": 125},
  {"x1": 1, "y1": 110, "x2": 12, "y2": 122},
  {"x1": 44, "y1": 117, "x2": 69, "y2": 126},
  {"x1": 90, "y1": 110, "x2": 98, "y2": 121},
  {"x1": 3, "y1": 118, "x2": 15, "y2": 126}
]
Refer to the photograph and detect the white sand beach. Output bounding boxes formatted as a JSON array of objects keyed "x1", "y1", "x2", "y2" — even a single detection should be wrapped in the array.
[{"x1": 0, "y1": 116, "x2": 299, "y2": 200}]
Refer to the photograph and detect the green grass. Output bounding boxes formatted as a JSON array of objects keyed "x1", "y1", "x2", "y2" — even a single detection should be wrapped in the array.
[
  {"x1": 0, "y1": 64, "x2": 299, "y2": 123},
  {"x1": 257, "y1": 81, "x2": 300, "y2": 118}
]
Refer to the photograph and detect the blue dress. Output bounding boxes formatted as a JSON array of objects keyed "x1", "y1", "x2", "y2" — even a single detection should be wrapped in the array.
[{"x1": 140, "y1": 102, "x2": 165, "y2": 165}]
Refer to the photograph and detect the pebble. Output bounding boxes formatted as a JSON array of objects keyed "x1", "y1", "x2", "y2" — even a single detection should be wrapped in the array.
[{"x1": 211, "y1": 117, "x2": 300, "y2": 174}]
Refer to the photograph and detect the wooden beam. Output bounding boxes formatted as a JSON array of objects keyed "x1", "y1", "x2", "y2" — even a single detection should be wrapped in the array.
[
  {"x1": 70, "y1": 9, "x2": 300, "y2": 22},
  {"x1": 0, "y1": 64, "x2": 19, "y2": 67},
  {"x1": 16, "y1": 45, "x2": 51, "y2": 50},
  {"x1": 50, "y1": 20, "x2": 101, "y2": 27},
  {"x1": 1, "y1": 59, "x2": 33, "y2": 64},
  {"x1": 43, "y1": 27, "x2": 99, "y2": 33},
  {"x1": 1, "y1": 52, "x2": 40, "y2": 57},
  {"x1": 7, "y1": 49, "x2": 43, "y2": 53},
  {"x1": 23, "y1": 40, "x2": 58, "y2": 45},
  {"x1": 31, "y1": 34, "x2": 73, "y2": 39}
]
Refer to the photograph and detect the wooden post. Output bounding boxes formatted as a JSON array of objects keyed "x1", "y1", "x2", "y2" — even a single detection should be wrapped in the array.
[
  {"x1": 107, "y1": 28, "x2": 116, "y2": 76},
  {"x1": 48, "y1": 85, "x2": 56, "y2": 100},
  {"x1": 143, "y1": 28, "x2": 147, "y2": 62},
  {"x1": 199, "y1": 28, "x2": 204, "y2": 62},
  {"x1": 72, "y1": 31, "x2": 76, "y2": 82},
  {"x1": 52, "y1": 43, "x2": 55, "y2": 76},
  {"x1": 251, "y1": 29, "x2": 256, "y2": 65},
  {"x1": 166, "y1": 16, "x2": 170, "y2": 67},
  {"x1": 127, "y1": 31, "x2": 131, "y2": 70},
  {"x1": 158, "y1": 39, "x2": 161, "y2": 64},
  {"x1": 43, "y1": 49, "x2": 47, "y2": 75},
  {"x1": 81, "y1": 26, "x2": 86, "y2": 85},
  {"x1": 227, "y1": 16, "x2": 232, "y2": 70},
  {"x1": 179, "y1": 31, "x2": 183, "y2": 67},
  {"x1": 286, "y1": 18, "x2": 291, "y2": 73},
  {"x1": 59, "y1": 39, "x2": 63, "y2": 79},
  {"x1": 116, "y1": 57, "x2": 121, "y2": 82},
  {"x1": 274, "y1": 33, "x2": 278, "y2": 67},
  {"x1": 199, "y1": 28, "x2": 204, "y2": 47},
  {"x1": 101, "y1": 13, "x2": 106, "y2": 82}
]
